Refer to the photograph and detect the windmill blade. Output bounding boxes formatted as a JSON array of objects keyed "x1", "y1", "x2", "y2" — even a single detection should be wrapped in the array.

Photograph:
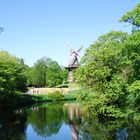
[
  {"x1": 66, "y1": 42, "x2": 75, "y2": 51},
  {"x1": 77, "y1": 45, "x2": 83, "y2": 53},
  {"x1": 66, "y1": 42, "x2": 81, "y2": 58}
]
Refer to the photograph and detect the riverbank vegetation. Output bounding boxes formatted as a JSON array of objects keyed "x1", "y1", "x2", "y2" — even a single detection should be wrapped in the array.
[
  {"x1": 0, "y1": 51, "x2": 69, "y2": 107},
  {"x1": 75, "y1": 3, "x2": 140, "y2": 119},
  {"x1": 0, "y1": 90, "x2": 78, "y2": 108}
]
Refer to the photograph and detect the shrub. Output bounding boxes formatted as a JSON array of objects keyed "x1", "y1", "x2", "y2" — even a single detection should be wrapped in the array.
[{"x1": 47, "y1": 91, "x2": 64, "y2": 101}]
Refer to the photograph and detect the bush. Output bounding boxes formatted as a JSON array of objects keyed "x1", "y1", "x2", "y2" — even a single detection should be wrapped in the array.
[
  {"x1": 64, "y1": 90, "x2": 79, "y2": 100},
  {"x1": 47, "y1": 91, "x2": 64, "y2": 101}
]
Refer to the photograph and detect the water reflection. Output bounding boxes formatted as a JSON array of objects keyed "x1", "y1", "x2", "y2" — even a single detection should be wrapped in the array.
[
  {"x1": 64, "y1": 103, "x2": 81, "y2": 140},
  {"x1": 0, "y1": 103, "x2": 140, "y2": 140},
  {"x1": 27, "y1": 102, "x2": 81, "y2": 139},
  {"x1": 28, "y1": 104, "x2": 63, "y2": 137},
  {"x1": 0, "y1": 108, "x2": 27, "y2": 140},
  {"x1": 116, "y1": 128, "x2": 128, "y2": 140}
]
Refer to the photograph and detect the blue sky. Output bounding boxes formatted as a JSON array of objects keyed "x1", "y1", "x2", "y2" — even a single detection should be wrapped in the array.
[{"x1": 0, "y1": 0, "x2": 139, "y2": 66}]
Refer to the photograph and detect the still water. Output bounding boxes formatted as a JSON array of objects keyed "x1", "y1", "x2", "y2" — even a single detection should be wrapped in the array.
[{"x1": 0, "y1": 102, "x2": 140, "y2": 140}]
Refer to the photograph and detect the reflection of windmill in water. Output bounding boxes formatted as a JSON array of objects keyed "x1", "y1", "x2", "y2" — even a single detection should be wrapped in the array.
[
  {"x1": 66, "y1": 42, "x2": 83, "y2": 83},
  {"x1": 69, "y1": 106, "x2": 81, "y2": 140},
  {"x1": 64, "y1": 103, "x2": 81, "y2": 140}
]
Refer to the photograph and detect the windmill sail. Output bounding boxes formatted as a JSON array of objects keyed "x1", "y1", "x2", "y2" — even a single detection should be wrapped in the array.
[
  {"x1": 66, "y1": 42, "x2": 83, "y2": 67},
  {"x1": 77, "y1": 46, "x2": 83, "y2": 53}
]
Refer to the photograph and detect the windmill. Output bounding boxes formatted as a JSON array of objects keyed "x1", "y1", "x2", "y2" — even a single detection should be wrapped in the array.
[
  {"x1": 66, "y1": 42, "x2": 83, "y2": 67},
  {"x1": 66, "y1": 42, "x2": 83, "y2": 83}
]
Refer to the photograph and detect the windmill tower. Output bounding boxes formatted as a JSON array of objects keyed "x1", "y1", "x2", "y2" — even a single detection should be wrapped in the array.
[{"x1": 66, "y1": 42, "x2": 83, "y2": 83}]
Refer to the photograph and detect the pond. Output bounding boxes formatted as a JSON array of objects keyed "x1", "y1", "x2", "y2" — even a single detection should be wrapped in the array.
[{"x1": 0, "y1": 102, "x2": 140, "y2": 140}]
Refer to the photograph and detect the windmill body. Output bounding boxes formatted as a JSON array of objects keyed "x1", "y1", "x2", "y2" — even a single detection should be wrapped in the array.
[
  {"x1": 66, "y1": 42, "x2": 83, "y2": 83},
  {"x1": 69, "y1": 49, "x2": 78, "y2": 67}
]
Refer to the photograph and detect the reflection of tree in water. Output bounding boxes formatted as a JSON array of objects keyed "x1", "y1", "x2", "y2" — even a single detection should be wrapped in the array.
[
  {"x1": 0, "y1": 108, "x2": 27, "y2": 140},
  {"x1": 28, "y1": 104, "x2": 63, "y2": 137},
  {"x1": 124, "y1": 120, "x2": 140, "y2": 140},
  {"x1": 78, "y1": 108, "x2": 140, "y2": 140},
  {"x1": 1, "y1": 103, "x2": 139, "y2": 140},
  {"x1": 28, "y1": 102, "x2": 82, "y2": 139},
  {"x1": 79, "y1": 111, "x2": 116, "y2": 140},
  {"x1": 26, "y1": 102, "x2": 140, "y2": 140},
  {"x1": 79, "y1": 109, "x2": 128, "y2": 140}
]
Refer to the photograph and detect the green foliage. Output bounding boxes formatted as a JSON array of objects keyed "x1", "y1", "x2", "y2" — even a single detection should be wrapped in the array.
[
  {"x1": 64, "y1": 90, "x2": 79, "y2": 100},
  {"x1": 120, "y1": 3, "x2": 140, "y2": 31},
  {"x1": 29, "y1": 57, "x2": 48, "y2": 87},
  {"x1": 47, "y1": 91, "x2": 64, "y2": 102},
  {"x1": 123, "y1": 32, "x2": 140, "y2": 81},
  {"x1": 27, "y1": 57, "x2": 65, "y2": 87},
  {"x1": 76, "y1": 31, "x2": 128, "y2": 90},
  {"x1": 0, "y1": 51, "x2": 27, "y2": 93},
  {"x1": 75, "y1": 3, "x2": 140, "y2": 118},
  {"x1": 45, "y1": 61, "x2": 63, "y2": 87},
  {"x1": 127, "y1": 80, "x2": 140, "y2": 109}
]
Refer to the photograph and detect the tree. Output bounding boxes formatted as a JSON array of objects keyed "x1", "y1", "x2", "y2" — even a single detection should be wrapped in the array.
[
  {"x1": 27, "y1": 57, "x2": 64, "y2": 87},
  {"x1": 76, "y1": 3, "x2": 140, "y2": 118},
  {"x1": 0, "y1": 51, "x2": 27, "y2": 93},
  {"x1": 119, "y1": 3, "x2": 140, "y2": 110},
  {"x1": 30, "y1": 57, "x2": 49, "y2": 87},
  {"x1": 76, "y1": 31, "x2": 128, "y2": 89},
  {"x1": 61, "y1": 69, "x2": 68, "y2": 84},
  {"x1": 119, "y1": 3, "x2": 140, "y2": 31},
  {"x1": 75, "y1": 31, "x2": 129, "y2": 117},
  {"x1": 46, "y1": 61, "x2": 63, "y2": 87}
]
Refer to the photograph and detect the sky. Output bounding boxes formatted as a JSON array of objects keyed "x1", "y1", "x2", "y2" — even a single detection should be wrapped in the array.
[{"x1": 0, "y1": 0, "x2": 139, "y2": 67}]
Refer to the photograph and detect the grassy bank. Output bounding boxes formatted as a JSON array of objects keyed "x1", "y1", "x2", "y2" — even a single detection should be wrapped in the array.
[{"x1": 0, "y1": 91, "x2": 78, "y2": 108}]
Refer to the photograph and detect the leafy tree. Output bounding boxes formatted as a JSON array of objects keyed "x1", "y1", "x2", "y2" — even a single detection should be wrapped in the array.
[
  {"x1": 61, "y1": 69, "x2": 68, "y2": 84},
  {"x1": 0, "y1": 51, "x2": 27, "y2": 93},
  {"x1": 123, "y1": 32, "x2": 140, "y2": 82},
  {"x1": 119, "y1": 3, "x2": 140, "y2": 31},
  {"x1": 46, "y1": 61, "x2": 63, "y2": 87},
  {"x1": 75, "y1": 31, "x2": 129, "y2": 117},
  {"x1": 76, "y1": 3, "x2": 140, "y2": 118},
  {"x1": 29, "y1": 57, "x2": 48, "y2": 87},
  {"x1": 120, "y1": 3, "x2": 140, "y2": 110},
  {"x1": 76, "y1": 31, "x2": 128, "y2": 89},
  {"x1": 27, "y1": 57, "x2": 64, "y2": 87}
]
